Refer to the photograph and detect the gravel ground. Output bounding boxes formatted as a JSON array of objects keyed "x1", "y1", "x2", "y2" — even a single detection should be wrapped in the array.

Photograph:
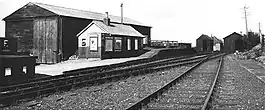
[
  {"x1": 3, "y1": 65, "x2": 192, "y2": 110},
  {"x1": 146, "y1": 58, "x2": 220, "y2": 109},
  {"x1": 211, "y1": 55, "x2": 265, "y2": 109}
]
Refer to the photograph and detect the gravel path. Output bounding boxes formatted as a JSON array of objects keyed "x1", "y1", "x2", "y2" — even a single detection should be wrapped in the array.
[
  {"x1": 4, "y1": 65, "x2": 192, "y2": 110},
  {"x1": 211, "y1": 55, "x2": 265, "y2": 109}
]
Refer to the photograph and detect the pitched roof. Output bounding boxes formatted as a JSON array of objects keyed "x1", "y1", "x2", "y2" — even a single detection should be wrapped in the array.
[
  {"x1": 19, "y1": 2, "x2": 150, "y2": 27},
  {"x1": 197, "y1": 34, "x2": 212, "y2": 40},
  {"x1": 77, "y1": 20, "x2": 144, "y2": 37},
  {"x1": 223, "y1": 32, "x2": 243, "y2": 39}
]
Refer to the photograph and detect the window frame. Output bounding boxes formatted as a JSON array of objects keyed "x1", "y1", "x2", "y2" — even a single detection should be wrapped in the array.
[
  {"x1": 114, "y1": 37, "x2": 122, "y2": 51},
  {"x1": 135, "y1": 39, "x2": 138, "y2": 50},
  {"x1": 105, "y1": 37, "x2": 113, "y2": 52},
  {"x1": 127, "y1": 38, "x2": 131, "y2": 50}
]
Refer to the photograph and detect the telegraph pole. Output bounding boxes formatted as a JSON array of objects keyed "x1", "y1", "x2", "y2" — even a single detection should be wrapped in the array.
[
  {"x1": 260, "y1": 22, "x2": 265, "y2": 54},
  {"x1": 244, "y1": 6, "x2": 249, "y2": 38}
]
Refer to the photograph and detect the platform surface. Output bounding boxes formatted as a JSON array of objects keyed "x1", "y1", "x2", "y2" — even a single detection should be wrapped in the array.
[
  {"x1": 233, "y1": 55, "x2": 265, "y2": 82},
  {"x1": 5, "y1": 57, "x2": 145, "y2": 76}
]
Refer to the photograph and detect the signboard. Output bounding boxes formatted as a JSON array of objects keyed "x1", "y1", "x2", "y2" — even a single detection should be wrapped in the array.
[
  {"x1": 90, "y1": 37, "x2": 98, "y2": 51},
  {"x1": 79, "y1": 37, "x2": 88, "y2": 47},
  {"x1": 115, "y1": 37, "x2": 122, "y2": 51}
]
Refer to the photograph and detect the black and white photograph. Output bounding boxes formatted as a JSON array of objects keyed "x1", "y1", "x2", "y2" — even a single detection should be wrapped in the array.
[{"x1": 1, "y1": 0, "x2": 265, "y2": 109}]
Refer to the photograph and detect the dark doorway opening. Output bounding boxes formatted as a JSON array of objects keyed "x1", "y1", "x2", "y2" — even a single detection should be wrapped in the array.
[
  {"x1": 202, "y1": 40, "x2": 207, "y2": 52},
  {"x1": 235, "y1": 39, "x2": 244, "y2": 52}
]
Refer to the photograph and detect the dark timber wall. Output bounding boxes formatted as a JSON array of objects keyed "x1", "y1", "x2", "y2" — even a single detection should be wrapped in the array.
[
  {"x1": 61, "y1": 17, "x2": 92, "y2": 60},
  {"x1": 5, "y1": 20, "x2": 33, "y2": 53},
  {"x1": 223, "y1": 32, "x2": 244, "y2": 52},
  {"x1": 33, "y1": 17, "x2": 58, "y2": 63}
]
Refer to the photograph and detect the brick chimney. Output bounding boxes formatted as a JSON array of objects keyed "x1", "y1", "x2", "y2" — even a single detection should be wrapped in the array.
[
  {"x1": 103, "y1": 12, "x2": 110, "y2": 26},
  {"x1": 121, "y1": 3, "x2": 123, "y2": 24}
]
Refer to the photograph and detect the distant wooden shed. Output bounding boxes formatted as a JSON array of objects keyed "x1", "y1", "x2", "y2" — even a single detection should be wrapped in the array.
[
  {"x1": 223, "y1": 32, "x2": 244, "y2": 52},
  {"x1": 3, "y1": 2, "x2": 151, "y2": 63},
  {"x1": 196, "y1": 34, "x2": 213, "y2": 52}
]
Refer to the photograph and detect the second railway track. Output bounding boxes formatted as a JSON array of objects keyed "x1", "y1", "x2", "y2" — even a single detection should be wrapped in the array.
[{"x1": 126, "y1": 53, "x2": 224, "y2": 110}]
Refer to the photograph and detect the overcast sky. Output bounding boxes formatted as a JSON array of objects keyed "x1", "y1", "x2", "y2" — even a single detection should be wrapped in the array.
[{"x1": 0, "y1": 0, "x2": 265, "y2": 46}]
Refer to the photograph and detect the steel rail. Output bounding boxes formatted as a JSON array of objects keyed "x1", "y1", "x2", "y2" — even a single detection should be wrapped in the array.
[
  {"x1": 125, "y1": 53, "x2": 224, "y2": 110},
  {"x1": 201, "y1": 54, "x2": 224, "y2": 110}
]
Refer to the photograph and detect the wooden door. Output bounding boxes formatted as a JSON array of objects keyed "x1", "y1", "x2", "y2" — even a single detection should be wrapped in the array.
[{"x1": 33, "y1": 18, "x2": 58, "y2": 63}]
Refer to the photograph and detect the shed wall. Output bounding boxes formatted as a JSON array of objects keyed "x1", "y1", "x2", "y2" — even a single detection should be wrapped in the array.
[
  {"x1": 5, "y1": 20, "x2": 33, "y2": 53},
  {"x1": 61, "y1": 17, "x2": 92, "y2": 60},
  {"x1": 196, "y1": 37, "x2": 213, "y2": 52},
  {"x1": 224, "y1": 34, "x2": 243, "y2": 52},
  {"x1": 33, "y1": 17, "x2": 58, "y2": 63}
]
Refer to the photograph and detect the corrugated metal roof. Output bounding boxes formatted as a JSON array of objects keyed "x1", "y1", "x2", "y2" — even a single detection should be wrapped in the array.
[
  {"x1": 78, "y1": 20, "x2": 144, "y2": 37},
  {"x1": 31, "y1": 2, "x2": 150, "y2": 27}
]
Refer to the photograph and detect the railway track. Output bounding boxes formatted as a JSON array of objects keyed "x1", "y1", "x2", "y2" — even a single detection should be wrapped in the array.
[
  {"x1": 126, "y1": 53, "x2": 224, "y2": 110},
  {"x1": 0, "y1": 54, "x2": 211, "y2": 106}
]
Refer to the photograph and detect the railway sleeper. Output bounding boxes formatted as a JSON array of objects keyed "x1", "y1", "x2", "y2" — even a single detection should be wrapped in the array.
[
  {"x1": 146, "y1": 103, "x2": 203, "y2": 110},
  {"x1": 161, "y1": 93, "x2": 207, "y2": 99}
]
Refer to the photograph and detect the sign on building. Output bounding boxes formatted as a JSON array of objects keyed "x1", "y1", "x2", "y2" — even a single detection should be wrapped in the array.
[{"x1": 90, "y1": 37, "x2": 98, "y2": 51}]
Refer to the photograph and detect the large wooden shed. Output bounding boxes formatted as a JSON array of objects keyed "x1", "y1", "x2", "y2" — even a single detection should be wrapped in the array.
[
  {"x1": 196, "y1": 34, "x2": 213, "y2": 52},
  {"x1": 223, "y1": 32, "x2": 244, "y2": 52},
  {"x1": 3, "y1": 2, "x2": 151, "y2": 63}
]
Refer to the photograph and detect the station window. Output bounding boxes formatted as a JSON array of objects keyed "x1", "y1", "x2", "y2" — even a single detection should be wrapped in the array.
[
  {"x1": 127, "y1": 38, "x2": 131, "y2": 50},
  {"x1": 143, "y1": 35, "x2": 148, "y2": 44},
  {"x1": 105, "y1": 37, "x2": 113, "y2": 51},
  {"x1": 114, "y1": 37, "x2": 122, "y2": 51},
  {"x1": 135, "y1": 39, "x2": 138, "y2": 50}
]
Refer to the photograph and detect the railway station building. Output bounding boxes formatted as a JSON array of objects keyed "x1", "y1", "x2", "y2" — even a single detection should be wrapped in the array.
[
  {"x1": 3, "y1": 2, "x2": 151, "y2": 63},
  {"x1": 77, "y1": 15, "x2": 145, "y2": 59}
]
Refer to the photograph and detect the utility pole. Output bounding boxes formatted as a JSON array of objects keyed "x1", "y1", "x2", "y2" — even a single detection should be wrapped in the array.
[
  {"x1": 260, "y1": 22, "x2": 265, "y2": 54},
  {"x1": 244, "y1": 6, "x2": 249, "y2": 38}
]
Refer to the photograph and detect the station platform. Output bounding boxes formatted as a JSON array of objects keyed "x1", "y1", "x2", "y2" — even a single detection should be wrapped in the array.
[
  {"x1": 4, "y1": 48, "x2": 192, "y2": 77},
  {"x1": 4, "y1": 48, "x2": 163, "y2": 76},
  {"x1": 5, "y1": 57, "x2": 145, "y2": 76},
  {"x1": 234, "y1": 55, "x2": 265, "y2": 82}
]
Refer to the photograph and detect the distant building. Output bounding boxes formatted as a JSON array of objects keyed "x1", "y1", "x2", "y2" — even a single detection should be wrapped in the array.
[
  {"x1": 223, "y1": 32, "x2": 244, "y2": 52},
  {"x1": 77, "y1": 16, "x2": 144, "y2": 59},
  {"x1": 3, "y1": 2, "x2": 151, "y2": 63},
  {"x1": 211, "y1": 36, "x2": 223, "y2": 51},
  {"x1": 151, "y1": 40, "x2": 178, "y2": 48},
  {"x1": 196, "y1": 34, "x2": 213, "y2": 52}
]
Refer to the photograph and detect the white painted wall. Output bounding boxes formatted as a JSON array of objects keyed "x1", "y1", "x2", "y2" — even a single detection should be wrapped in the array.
[
  {"x1": 78, "y1": 23, "x2": 104, "y2": 48},
  {"x1": 213, "y1": 43, "x2": 221, "y2": 51}
]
